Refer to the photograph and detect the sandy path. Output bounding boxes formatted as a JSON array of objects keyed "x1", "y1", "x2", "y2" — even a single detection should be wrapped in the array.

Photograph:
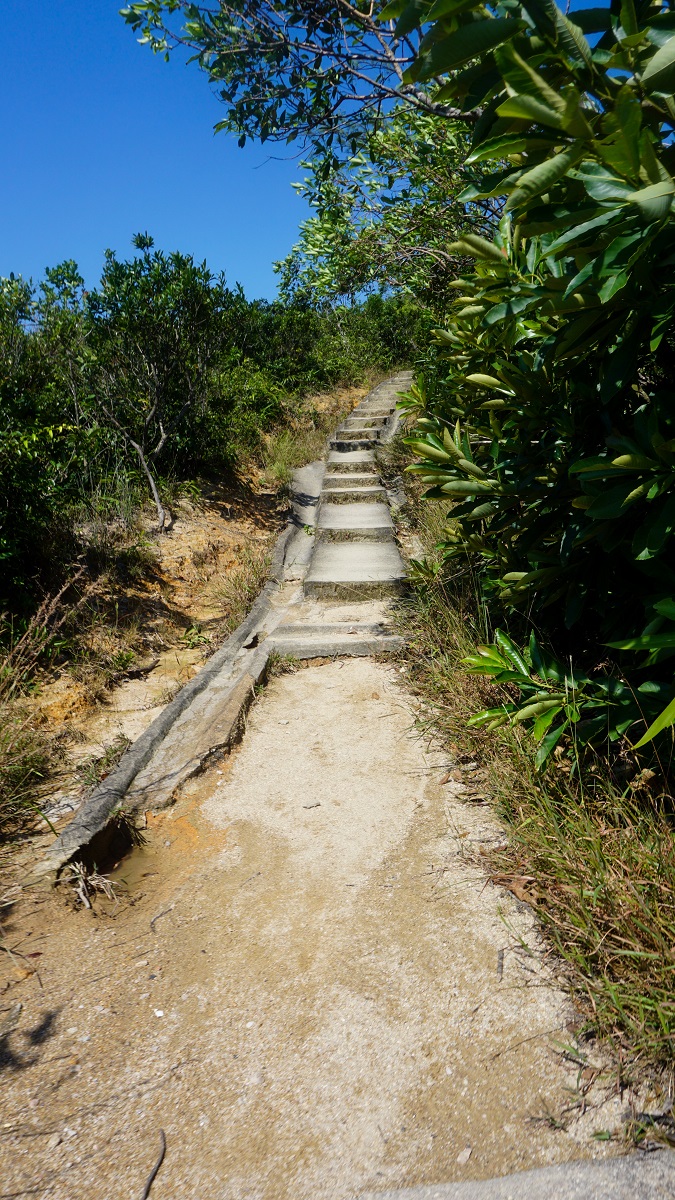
[{"x1": 0, "y1": 657, "x2": 623, "y2": 1200}]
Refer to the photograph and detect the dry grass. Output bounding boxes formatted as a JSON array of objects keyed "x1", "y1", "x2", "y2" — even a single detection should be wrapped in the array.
[
  {"x1": 211, "y1": 536, "x2": 276, "y2": 633},
  {"x1": 256, "y1": 384, "x2": 366, "y2": 491},
  {"x1": 384, "y1": 435, "x2": 675, "y2": 1093}
]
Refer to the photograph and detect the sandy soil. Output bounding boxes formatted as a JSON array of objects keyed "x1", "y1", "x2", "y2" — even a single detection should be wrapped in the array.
[
  {"x1": 26, "y1": 382, "x2": 371, "y2": 827},
  {"x1": 0, "y1": 659, "x2": 623, "y2": 1200}
]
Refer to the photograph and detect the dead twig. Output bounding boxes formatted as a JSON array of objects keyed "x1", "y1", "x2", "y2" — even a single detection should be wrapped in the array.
[{"x1": 141, "y1": 1129, "x2": 166, "y2": 1200}]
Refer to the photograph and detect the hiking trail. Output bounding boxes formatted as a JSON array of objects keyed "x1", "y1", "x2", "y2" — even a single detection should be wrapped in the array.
[{"x1": 2, "y1": 374, "x2": 673, "y2": 1200}]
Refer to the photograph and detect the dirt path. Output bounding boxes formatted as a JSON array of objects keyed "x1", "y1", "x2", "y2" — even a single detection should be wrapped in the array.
[{"x1": 1, "y1": 657, "x2": 626, "y2": 1199}]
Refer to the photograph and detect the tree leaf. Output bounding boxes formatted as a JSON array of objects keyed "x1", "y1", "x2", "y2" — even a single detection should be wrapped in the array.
[
  {"x1": 506, "y1": 145, "x2": 584, "y2": 212},
  {"x1": 642, "y1": 34, "x2": 675, "y2": 93},
  {"x1": 633, "y1": 693, "x2": 675, "y2": 748},
  {"x1": 417, "y1": 18, "x2": 525, "y2": 79}
]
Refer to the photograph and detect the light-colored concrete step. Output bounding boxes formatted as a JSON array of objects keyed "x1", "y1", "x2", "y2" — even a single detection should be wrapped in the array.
[
  {"x1": 304, "y1": 541, "x2": 406, "y2": 599},
  {"x1": 268, "y1": 622, "x2": 403, "y2": 657},
  {"x1": 322, "y1": 472, "x2": 378, "y2": 490},
  {"x1": 343, "y1": 416, "x2": 388, "y2": 428},
  {"x1": 335, "y1": 427, "x2": 383, "y2": 442},
  {"x1": 330, "y1": 437, "x2": 379, "y2": 452},
  {"x1": 326, "y1": 450, "x2": 376, "y2": 473},
  {"x1": 321, "y1": 486, "x2": 387, "y2": 504},
  {"x1": 317, "y1": 502, "x2": 393, "y2": 541}
]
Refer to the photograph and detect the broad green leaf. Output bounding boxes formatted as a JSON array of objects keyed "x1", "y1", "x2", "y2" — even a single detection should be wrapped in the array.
[
  {"x1": 571, "y1": 7, "x2": 612, "y2": 34},
  {"x1": 607, "y1": 632, "x2": 675, "y2": 650},
  {"x1": 619, "y1": 0, "x2": 639, "y2": 38},
  {"x1": 394, "y1": 0, "x2": 429, "y2": 38},
  {"x1": 535, "y1": 719, "x2": 569, "y2": 768},
  {"x1": 642, "y1": 34, "x2": 675, "y2": 93},
  {"x1": 496, "y1": 94, "x2": 565, "y2": 129},
  {"x1": 447, "y1": 234, "x2": 507, "y2": 262},
  {"x1": 466, "y1": 134, "x2": 549, "y2": 164},
  {"x1": 626, "y1": 180, "x2": 675, "y2": 220},
  {"x1": 586, "y1": 479, "x2": 649, "y2": 518},
  {"x1": 556, "y1": 10, "x2": 594, "y2": 67},
  {"x1": 405, "y1": 440, "x2": 452, "y2": 462},
  {"x1": 629, "y1": 492, "x2": 672, "y2": 556},
  {"x1": 378, "y1": 0, "x2": 409, "y2": 21},
  {"x1": 495, "y1": 44, "x2": 565, "y2": 113},
  {"x1": 533, "y1": 704, "x2": 563, "y2": 739},
  {"x1": 655, "y1": 599, "x2": 675, "y2": 619},
  {"x1": 506, "y1": 145, "x2": 584, "y2": 212},
  {"x1": 427, "y1": 0, "x2": 473, "y2": 17},
  {"x1": 495, "y1": 628, "x2": 530, "y2": 674},
  {"x1": 633, "y1": 693, "x2": 675, "y2": 748},
  {"x1": 416, "y1": 18, "x2": 525, "y2": 79},
  {"x1": 598, "y1": 87, "x2": 642, "y2": 181}
]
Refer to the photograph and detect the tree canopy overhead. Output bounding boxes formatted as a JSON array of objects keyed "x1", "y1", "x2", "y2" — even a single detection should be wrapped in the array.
[
  {"x1": 120, "y1": 0, "x2": 474, "y2": 153},
  {"x1": 276, "y1": 106, "x2": 493, "y2": 305}
]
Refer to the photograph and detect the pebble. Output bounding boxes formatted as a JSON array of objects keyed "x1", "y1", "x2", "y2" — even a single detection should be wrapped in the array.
[
  {"x1": 457, "y1": 1146, "x2": 472, "y2": 1165},
  {"x1": 154, "y1": 1009, "x2": 164, "y2": 1018}
]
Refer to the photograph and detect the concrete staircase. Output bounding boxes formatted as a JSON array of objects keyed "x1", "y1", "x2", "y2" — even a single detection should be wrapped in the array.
[{"x1": 268, "y1": 373, "x2": 410, "y2": 658}]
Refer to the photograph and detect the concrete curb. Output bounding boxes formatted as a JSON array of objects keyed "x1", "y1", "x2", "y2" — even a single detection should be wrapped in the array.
[
  {"x1": 34, "y1": 522, "x2": 295, "y2": 877},
  {"x1": 355, "y1": 1150, "x2": 675, "y2": 1200}
]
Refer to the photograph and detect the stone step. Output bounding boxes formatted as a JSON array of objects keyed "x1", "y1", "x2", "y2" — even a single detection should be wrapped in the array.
[
  {"x1": 317, "y1": 502, "x2": 393, "y2": 541},
  {"x1": 343, "y1": 416, "x2": 388, "y2": 428},
  {"x1": 335, "y1": 427, "x2": 383, "y2": 442},
  {"x1": 268, "y1": 630, "x2": 403, "y2": 658},
  {"x1": 268, "y1": 619, "x2": 402, "y2": 658},
  {"x1": 322, "y1": 472, "x2": 378, "y2": 490},
  {"x1": 304, "y1": 542, "x2": 406, "y2": 599},
  {"x1": 321, "y1": 486, "x2": 387, "y2": 504},
  {"x1": 330, "y1": 438, "x2": 380, "y2": 452},
  {"x1": 326, "y1": 450, "x2": 376, "y2": 473}
]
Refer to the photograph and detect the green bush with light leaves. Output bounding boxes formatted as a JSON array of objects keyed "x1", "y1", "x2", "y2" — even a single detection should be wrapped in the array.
[{"x1": 389, "y1": 0, "x2": 675, "y2": 758}]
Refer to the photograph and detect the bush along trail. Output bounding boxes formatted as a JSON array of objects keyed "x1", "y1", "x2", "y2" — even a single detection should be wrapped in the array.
[
  {"x1": 375, "y1": 0, "x2": 675, "y2": 1092},
  {"x1": 0, "y1": 376, "x2": 673, "y2": 1200}
]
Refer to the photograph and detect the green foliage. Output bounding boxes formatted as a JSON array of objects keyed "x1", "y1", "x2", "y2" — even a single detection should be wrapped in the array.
[
  {"x1": 277, "y1": 106, "x2": 490, "y2": 306},
  {"x1": 120, "y1": 1, "x2": 470, "y2": 154},
  {"x1": 464, "y1": 629, "x2": 670, "y2": 768},
  {"x1": 397, "y1": 0, "x2": 675, "y2": 755},
  {"x1": 0, "y1": 236, "x2": 419, "y2": 612}
]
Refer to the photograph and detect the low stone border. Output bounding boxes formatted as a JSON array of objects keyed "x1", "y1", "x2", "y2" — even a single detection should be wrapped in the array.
[{"x1": 33, "y1": 522, "x2": 295, "y2": 879}]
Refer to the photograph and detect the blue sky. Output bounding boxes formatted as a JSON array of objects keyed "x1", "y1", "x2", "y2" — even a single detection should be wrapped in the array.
[{"x1": 1, "y1": 1, "x2": 309, "y2": 298}]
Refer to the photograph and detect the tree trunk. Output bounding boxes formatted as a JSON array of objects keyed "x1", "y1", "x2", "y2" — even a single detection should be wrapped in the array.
[{"x1": 129, "y1": 437, "x2": 167, "y2": 532}]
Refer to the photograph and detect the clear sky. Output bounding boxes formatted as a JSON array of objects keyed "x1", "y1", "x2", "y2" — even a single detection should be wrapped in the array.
[{"x1": 0, "y1": 1, "x2": 309, "y2": 299}]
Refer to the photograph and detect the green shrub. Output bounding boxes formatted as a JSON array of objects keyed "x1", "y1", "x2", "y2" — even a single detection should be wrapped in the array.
[{"x1": 397, "y1": 0, "x2": 675, "y2": 762}]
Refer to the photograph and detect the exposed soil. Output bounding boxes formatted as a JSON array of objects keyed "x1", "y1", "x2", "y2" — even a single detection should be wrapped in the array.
[
  {"x1": 20, "y1": 383, "x2": 371, "y2": 826},
  {"x1": 0, "y1": 660, "x2": 626, "y2": 1200}
]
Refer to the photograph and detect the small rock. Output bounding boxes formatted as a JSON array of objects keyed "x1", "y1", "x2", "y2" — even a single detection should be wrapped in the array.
[
  {"x1": 133, "y1": 959, "x2": 149, "y2": 969},
  {"x1": 46, "y1": 1133, "x2": 62, "y2": 1151},
  {"x1": 457, "y1": 1146, "x2": 472, "y2": 1166},
  {"x1": 154, "y1": 1009, "x2": 164, "y2": 1018}
]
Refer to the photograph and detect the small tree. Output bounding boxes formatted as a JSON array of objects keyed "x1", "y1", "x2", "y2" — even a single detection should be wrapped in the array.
[{"x1": 87, "y1": 235, "x2": 228, "y2": 531}]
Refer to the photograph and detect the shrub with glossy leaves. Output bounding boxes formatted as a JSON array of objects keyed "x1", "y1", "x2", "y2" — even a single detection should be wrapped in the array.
[{"x1": 393, "y1": 0, "x2": 675, "y2": 754}]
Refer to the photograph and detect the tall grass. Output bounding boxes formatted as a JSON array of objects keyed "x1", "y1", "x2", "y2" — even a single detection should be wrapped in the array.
[
  {"x1": 212, "y1": 538, "x2": 275, "y2": 633},
  {"x1": 385, "y1": 437, "x2": 675, "y2": 1084}
]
